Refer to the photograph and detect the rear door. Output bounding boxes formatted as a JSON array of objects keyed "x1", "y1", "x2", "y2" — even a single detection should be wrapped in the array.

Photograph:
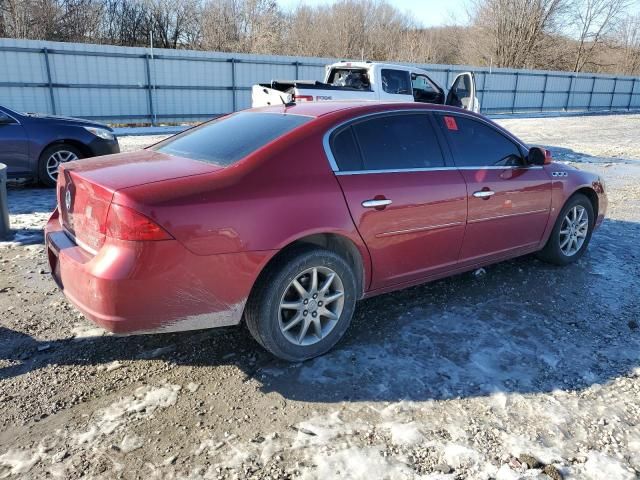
[
  {"x1": 446, "y1": 73, "x2": 479, "y2": 112},
  {"x1": 435, "y1": 113, "x2": 551, "y2": 263},
  {"x1": 0, "y1": 109, "x2": 29, "y2": 175},
  {"x1": 376, "y1": 68, "x2": 415, "y2": 102},
  {"x1": 329, "y1": 112, "x2": 467, "y2": 290}
]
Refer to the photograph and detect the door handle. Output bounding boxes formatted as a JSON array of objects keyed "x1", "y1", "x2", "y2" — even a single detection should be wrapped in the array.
[
  {"x1": 362, "y1": 199, "x2": 392, "y2": 208},
  {"x1": 473, "y1": 190, "x2": 495, "y2": 199}
]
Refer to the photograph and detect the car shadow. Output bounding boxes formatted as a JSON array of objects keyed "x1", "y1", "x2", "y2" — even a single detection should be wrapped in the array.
[
  {"x1": 1, "y1": 217, "x2": 639, "y2": 404},
  {"x1": 5, "y1": 184, "x2": 56, "y2": 215}
]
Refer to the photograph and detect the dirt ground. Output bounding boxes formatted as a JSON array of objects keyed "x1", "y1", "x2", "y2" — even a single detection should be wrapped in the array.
[{"x1": 1, "y1": 114, "x2": 639, "y2": 480}]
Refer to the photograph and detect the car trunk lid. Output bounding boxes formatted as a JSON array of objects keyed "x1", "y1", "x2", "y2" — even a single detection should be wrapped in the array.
[{"x1": 58, "y1": 150, "x2": 222, "y2": 252}]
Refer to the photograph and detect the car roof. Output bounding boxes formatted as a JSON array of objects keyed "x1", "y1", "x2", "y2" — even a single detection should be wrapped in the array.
[
  {"x1": 249, "y1": 101, "x2": 479, "y2": 120},
  {"x1": 329, "y1": 61, "x2": 417, "y2": 71}
]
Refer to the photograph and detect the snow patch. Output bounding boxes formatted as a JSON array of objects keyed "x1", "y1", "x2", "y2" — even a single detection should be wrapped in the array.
[
  {"x1": 74, "y1": 384, "x2": 180, "y2": 445},
  {"x1": 71, "y1": 324, "x2": 108, "y2": 339},
  {"x1": 303, "y1": 446, "x2": 416, "y2": 480},
  {"x1": 119, "y1": 434, "x2": 143, "y2": 453},
  {"x1": 0, "y1": 446, "x2": 45, "y2": 477},
  {"x1": 292, "y1": 411, "x2": 349, "y2": 448},
  {"x1": 581, "y1": 451, "x2": 636, "y2": 480},
  {"x1": 186, "y1": 382, "x2": 200, "y2": 393},
  {"x1": 382, "y1": 421, "x2": 424, "y2": 446},
  {"x1": 442, "y1": 443, "x2": 481, "y2": 469}
]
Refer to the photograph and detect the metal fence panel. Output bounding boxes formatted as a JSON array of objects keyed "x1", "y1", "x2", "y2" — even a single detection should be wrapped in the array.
[{"x1": 1, "y1": 38, "x2": 638, "y2": 123}]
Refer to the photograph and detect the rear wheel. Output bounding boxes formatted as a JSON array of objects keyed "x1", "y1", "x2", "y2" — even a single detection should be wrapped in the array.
[
  {"x1": 538, "y1": 193, "x2": 594, "y2": 266},
  {"x1": 38, "y1": 144, "x2": 82, "y2": 187},
  {"x1": 245, "y1": 247, "x2": 357, "y2": 362}
]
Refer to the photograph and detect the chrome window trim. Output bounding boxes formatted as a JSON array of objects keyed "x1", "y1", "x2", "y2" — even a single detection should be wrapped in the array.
[
  {"x1": 0, "y1": 108, "x2": 21, "y2": 125},
  {"x1": 322, "y1": 108, "x2": 531, "y2": 173},
  {"x1": 335, "y1": 165, "x2": 543, "y2": 176}
]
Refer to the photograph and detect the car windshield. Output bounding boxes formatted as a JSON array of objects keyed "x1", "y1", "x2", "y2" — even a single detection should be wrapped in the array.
[{"x1": 153, "y1": 112, "x2": 311, "y2": 166}]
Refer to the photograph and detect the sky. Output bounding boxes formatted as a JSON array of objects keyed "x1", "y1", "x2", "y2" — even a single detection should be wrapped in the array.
[{"x1": 276, "y1": 0, "x2": 471, "y2": 27}]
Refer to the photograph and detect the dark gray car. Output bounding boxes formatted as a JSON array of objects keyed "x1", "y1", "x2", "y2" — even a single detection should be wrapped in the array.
[{"x1": 0, "y1": 105, "x2": 120, "y2": 187}]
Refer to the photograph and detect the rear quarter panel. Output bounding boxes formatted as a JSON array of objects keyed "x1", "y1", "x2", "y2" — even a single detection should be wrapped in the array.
[{"x1": 114, "y1": 119, "x2": 372, "y2": 288}]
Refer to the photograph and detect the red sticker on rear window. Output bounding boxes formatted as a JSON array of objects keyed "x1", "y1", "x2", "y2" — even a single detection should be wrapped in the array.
[{"x1": 444, "y1": 116, "x2": 458, "y2": 131}]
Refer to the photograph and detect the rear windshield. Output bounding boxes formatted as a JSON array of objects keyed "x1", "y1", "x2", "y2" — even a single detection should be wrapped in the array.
[{"x1": 153, "y1": 112, "x2": 311, "y2": 166}]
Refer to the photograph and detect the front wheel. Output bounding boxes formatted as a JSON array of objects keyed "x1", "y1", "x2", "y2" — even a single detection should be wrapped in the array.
[
  {"x1": 538, "y1": 193, "x2": 594, "y2": 266},
  {"x1": 245, "y1": 247, "x2": 358, "y2": 362},
  {"x1": 38, "y1": 144, "x2": 83, "y2": 187}
]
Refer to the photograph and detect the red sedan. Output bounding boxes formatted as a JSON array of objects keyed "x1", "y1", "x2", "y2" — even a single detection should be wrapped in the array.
[{"x1": 45, "y1": 102, "x2": 607, "y2": 361}]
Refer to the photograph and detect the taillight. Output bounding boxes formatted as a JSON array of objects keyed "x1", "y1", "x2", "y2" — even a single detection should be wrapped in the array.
[
  {"x1": 105, "y1": 204, "x2": 173, "y2": 241},
  {"x1": 294, "y1": 94, "x2": 313, "y2": 102}
]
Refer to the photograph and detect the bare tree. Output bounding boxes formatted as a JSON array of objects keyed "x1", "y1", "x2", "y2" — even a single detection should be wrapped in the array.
[
  {"x1": 1, "y1": 0, "x2": 637, "y2": 75},
  {"x1": 54, "y1": 0, "x2": 102, "y2": 42},
  {"x1": 146, "y1": 0, "x2": 199, "y2": 49},
  {"x1": 615, "y1": 13, "x2": 640, "y2": 74},
  {"x1": 569, "y1": 0, "x2": 630, "y2": 71},
  {"x1": 469, "y1": 0, "x2": 568, "y2": 69},
  {"x1": 199, "y1": 0, "x2": 283, "y2": 54},
  {"x1": 0, "y1": 0, "x2": 59, "y2": 39},
  {"x1": 100, "y1": 0, "x2": 152, "y2": 46}
]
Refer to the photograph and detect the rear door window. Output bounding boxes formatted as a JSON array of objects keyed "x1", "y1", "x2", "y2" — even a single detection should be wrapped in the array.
[
  {"x1": 154, "y1": 112, "x2": 310, "y2": 166},
  {"x1": 438, "y1": 115, "x2": 524, "y2": 167},
  {"x1": 380, "y1": 69, "x2": 412, "y2": 95},
  {"x1": 331, "y1": 127, "x2": 363, "y2": 171},
  {"x1": 350, "y1": 113, "x2": 445, "y2": 171}
]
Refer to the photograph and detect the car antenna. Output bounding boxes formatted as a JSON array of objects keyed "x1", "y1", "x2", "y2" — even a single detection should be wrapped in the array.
[{"x1": 279, "y1": 93, "x2": 295, "y2": 112}]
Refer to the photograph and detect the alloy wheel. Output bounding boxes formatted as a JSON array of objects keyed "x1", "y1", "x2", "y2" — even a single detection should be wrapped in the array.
[
  {"x1": 278, "y1": 266, "x2": 345, "y2": 346},
  {"x1": 559, "y1": 205, "x2": 589, "y2": 256},
  {"x1": 46, "y1": 150, "x2": 78, "y2": 183}
]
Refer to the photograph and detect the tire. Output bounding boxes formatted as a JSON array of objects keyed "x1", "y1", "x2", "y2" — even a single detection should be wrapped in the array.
[
  {"x1": 245, "y1": 246, "x2": 358, "y2": 362},
  {"x1": 38, "y1": 144, "x2": 83, "y2": 187},
  {"x1": 537, "y1": 193, "x2": 594, "y2": 266}
]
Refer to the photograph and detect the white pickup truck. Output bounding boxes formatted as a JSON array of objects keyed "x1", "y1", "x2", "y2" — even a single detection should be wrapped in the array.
[{"x1": 252, "y1": 61, "x2": 479, "y2": 112}]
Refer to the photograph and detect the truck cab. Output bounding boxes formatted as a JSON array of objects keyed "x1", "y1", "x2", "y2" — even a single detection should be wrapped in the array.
[{"x1": 252, "y1": 61, "x2": 479, "y2": 112}]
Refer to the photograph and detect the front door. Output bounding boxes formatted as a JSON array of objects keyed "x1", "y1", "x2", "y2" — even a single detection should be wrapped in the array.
[
  {"x1": 446, "y1": 72, "x2": 479, "y2": 112},
  {"x1": 0, "y1": 110, "x2": 29, "y2": 175},
  {"x1": 435, "y1": 113, "x2": 551, "y2": 263},
  {"x1": 328, "y1": 112, "x2": 468, "y2": 290}
]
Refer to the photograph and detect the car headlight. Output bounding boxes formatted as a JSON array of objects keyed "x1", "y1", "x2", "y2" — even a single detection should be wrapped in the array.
[{"x1": 84, "y1": 126, "x2": 115, "y2": 141}]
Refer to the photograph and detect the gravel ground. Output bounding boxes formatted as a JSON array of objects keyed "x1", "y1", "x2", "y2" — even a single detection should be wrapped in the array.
[{"x1": 1, "y1": 114, "x2": 639, "y2": 480}]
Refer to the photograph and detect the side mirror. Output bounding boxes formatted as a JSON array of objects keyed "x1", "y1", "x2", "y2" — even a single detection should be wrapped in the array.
[{"x1": 528, "y1": 147, "x2": 551, "y2": 165}]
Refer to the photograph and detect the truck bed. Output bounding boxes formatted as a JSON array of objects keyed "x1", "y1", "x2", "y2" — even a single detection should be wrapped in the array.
[{"x1": 258, "y1": 81, "x2": 371, "y2": 93}]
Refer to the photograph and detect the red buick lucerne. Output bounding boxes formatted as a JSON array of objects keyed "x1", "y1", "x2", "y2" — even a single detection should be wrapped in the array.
[{"x1": 45, "y1": 102, "x2": 606, "y2": 361}]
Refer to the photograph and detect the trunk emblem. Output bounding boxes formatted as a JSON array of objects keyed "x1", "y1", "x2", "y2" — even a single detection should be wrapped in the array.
[{"x1": 65, "y1": 189, "x2": 72, "y2": 211}]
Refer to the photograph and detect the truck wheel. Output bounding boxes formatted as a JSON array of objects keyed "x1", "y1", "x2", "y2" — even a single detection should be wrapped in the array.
[
  {"x1": 38, "y1": 144, "x2": 82, "y2": 187},
  {"x1": 245, "y1": 247, "x2": 357, "y2": 362},
  {"x1": 537, "y1": 193, "x2": 594, "y2": 266}
]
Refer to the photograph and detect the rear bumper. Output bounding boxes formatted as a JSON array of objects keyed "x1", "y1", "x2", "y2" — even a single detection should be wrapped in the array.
[{"x1": 45, "y1": 210, "x2": 273, "y2": 334}]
